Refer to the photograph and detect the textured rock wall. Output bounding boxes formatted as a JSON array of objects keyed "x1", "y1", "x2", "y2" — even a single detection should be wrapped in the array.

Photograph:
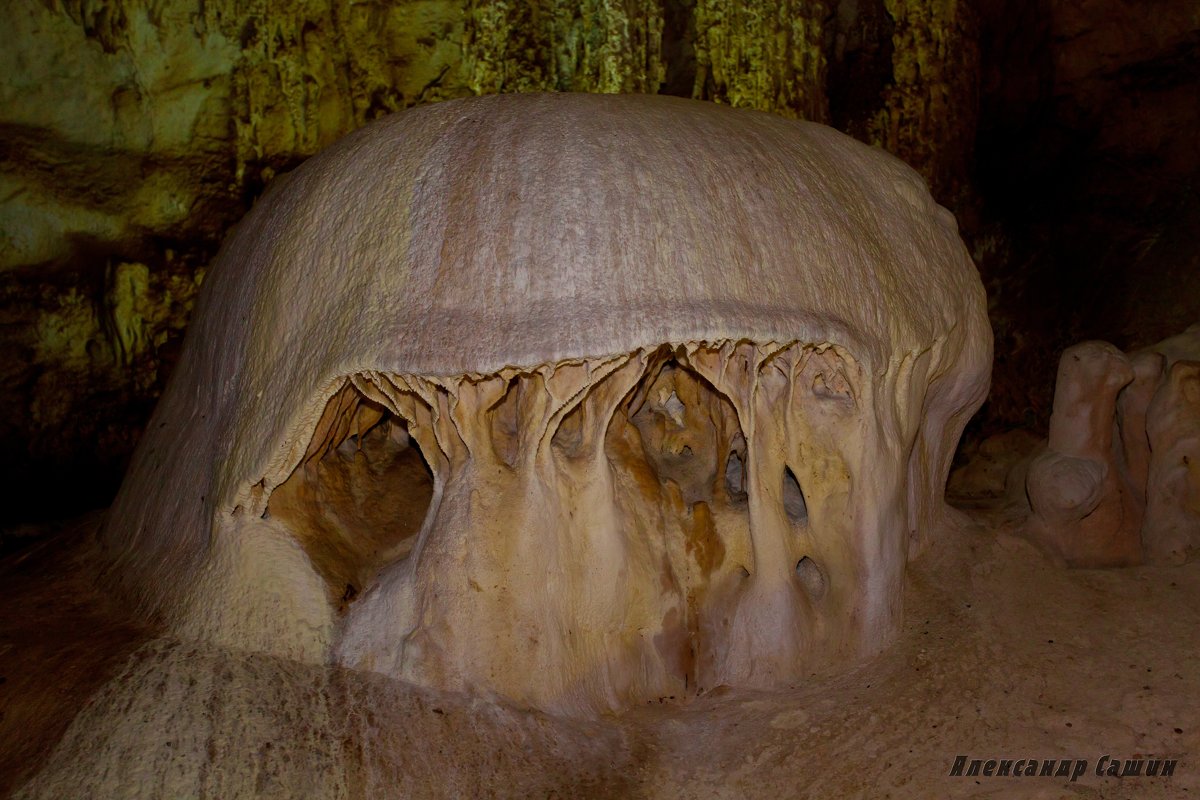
[
  {"x1": 464, "y1": 0, "x2": 667, "y2": 95},
  {"x1": 2, "y1": 0, "x2": 471, "y2": 521},
  {"x1": 871, "y1": 0, "x2": 978, "y2": 206}
]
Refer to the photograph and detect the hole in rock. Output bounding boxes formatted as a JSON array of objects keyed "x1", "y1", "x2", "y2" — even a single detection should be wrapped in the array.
[
  {"x1": 663, "y1": 390, "x2": 686, "y2": 425},
  {"x1": 724, "y1": 449, "x2": 747, "y2": 503},
  {"x1": 267, "y1": 382, "x2": 434, "y2": 607},
  {"x1": 610, "y1": 355, "x2": 751, "y2": 692},
  {"x1": 783, "y1": 466, "x2": 808, "y2": 523},
  {"x1": 489, "y1": 378, "x2": 523, "y2": 466},
  {"x1": 628, "y1": 361, "x2": 741, "y2": 506},
  {"x1": 551, "y1": 386, "x2": 587, "y2": 457},
  {"x1": 795, "y1": 556, "x2": 826, "y2": 598}
]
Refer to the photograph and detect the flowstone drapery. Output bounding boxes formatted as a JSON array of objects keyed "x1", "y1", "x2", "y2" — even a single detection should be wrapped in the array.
[{"x1": 100, "y1": 93, "x2": 991, "y2": 714}]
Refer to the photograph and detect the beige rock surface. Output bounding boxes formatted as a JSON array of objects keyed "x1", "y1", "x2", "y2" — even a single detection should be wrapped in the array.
[
  {"x1": 1023, "y1": 327, "x2": 1200, "y2": 567},
  {"x1": 1118, "y1": 350, "x2": 1168, "y2": 506},
  {"x1": 1144, "y1": 360, "x2": 1200, "y2": 565},
  {"x1": 1026, "y1": 341, "x2": 1140, "y2": 567},
  {"x1": 99, "y1": 93, "x2": 990, "y2": 714}
]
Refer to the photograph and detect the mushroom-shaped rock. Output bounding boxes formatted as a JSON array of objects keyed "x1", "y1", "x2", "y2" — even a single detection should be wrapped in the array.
[{"x1": 100, "y1": 93, "x2": 992, "y2": 714}]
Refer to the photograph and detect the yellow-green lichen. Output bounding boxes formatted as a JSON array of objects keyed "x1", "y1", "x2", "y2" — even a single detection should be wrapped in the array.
[
  {"x1": 871, "y1": 0, "x2": 977, "y2": 201},
  {"x1": 692, "y1": 0, "x2": 830, "y2": 121}
]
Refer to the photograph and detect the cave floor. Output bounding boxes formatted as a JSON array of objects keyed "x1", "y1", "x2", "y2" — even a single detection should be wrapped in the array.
[{"x1": 2, "y1": 506, "x2": 1197, "y2": 798}]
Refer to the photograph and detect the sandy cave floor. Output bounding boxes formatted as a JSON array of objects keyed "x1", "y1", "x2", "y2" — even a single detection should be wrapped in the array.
[{"x1": 0, "y1": 504, "x2": 1197, "y2": 799}]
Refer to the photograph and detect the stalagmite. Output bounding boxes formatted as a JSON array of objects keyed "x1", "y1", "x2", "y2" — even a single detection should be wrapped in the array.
[
  {"x1": 1024, "y1": 325, "x2": 1200, "y2": 568},
  {"x1": 1143, "y1": 360, "x2": 1200, "y2": 564},
  {"x1": 1116, "y1": 350, "x2": 1167, "y2": 506},
  {"x1": 1025, "y1": 341, "x2": 1141, "y2": 566},
  {"x1": 93, "y1": 92, "x2": 992, "y2": 716}
]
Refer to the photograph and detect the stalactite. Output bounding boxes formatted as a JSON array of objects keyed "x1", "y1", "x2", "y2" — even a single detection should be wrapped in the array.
[
  {"x1": 871, "y1": 0, "x2": 979, "y2": 203},
  {"x1": 691, "y1": 0, "x2": 831, "y2": 122},
  {"x1": 463, "y1": 0, "x2": 666, "y2": 95},
  {"x1": 197, "y1": 0, "x2": 470, "y2": 183}
]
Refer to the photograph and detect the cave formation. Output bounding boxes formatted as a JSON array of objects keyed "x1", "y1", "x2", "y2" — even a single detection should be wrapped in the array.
[
  {"x1": 1, "y1": 1, "x2": 1198, "y2": 798},
  {"x1": 94, "y1": 93, "x2": 990, "y2": 719}
]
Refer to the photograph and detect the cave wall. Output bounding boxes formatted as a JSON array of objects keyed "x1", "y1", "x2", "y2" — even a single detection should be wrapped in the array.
[
  {"x1": 975, "y1": 0, "x2": 1200, "y2": 428},
  {"x1": 1, "y1": 0, "x2": 1196, "y2": 525}
]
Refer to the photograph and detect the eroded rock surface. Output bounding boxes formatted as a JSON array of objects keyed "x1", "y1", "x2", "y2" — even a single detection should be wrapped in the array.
[
  {"x1": 324, "y1": 343, "x2": 882, "y2": 711},
  {"x1": 1025, "y1": 326, "x2": 1200, "y2": 567},
  {"x1": 1026, "y1": 341, "x2": 1139, "y2": 567},
  {"x1": 97, "y1": 93, "x2": 991, "y2": 714}
]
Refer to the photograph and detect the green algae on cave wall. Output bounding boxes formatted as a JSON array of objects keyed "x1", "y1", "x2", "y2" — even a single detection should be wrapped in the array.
[
  {"x1": 464, "y1": 0, "x2": 668, "y2": 94},
  {"x1": 461, "y1": 0, "x2": 834, "y2": 120},
  {"x1": 691, "y1": 0, "x2": 832, "y2": 122},
  {"x1": 871, "y1": 0, "x2": 979, "y2": 206}
]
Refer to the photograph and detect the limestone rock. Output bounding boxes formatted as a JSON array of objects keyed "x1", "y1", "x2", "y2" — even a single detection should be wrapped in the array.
[
  {"x1": 1025, "y1": 326, "x2": 1200, "y2": 567},
  {"x1": 1143, "y1": 360, "x2": 1200, "y2": 565},
  {"x1": 1116, "y1": 350, "x2": 1167, "y2": 505},
  {"x1": 871, "y1": 0, "x2": 979, "y2": 204},
  {"x1": 0, "y1": 0, "x2": 915, "y2": 525},
  {"x1": 100, "y1": 93, "x2": 991, "y2": 714},
  {"x1": 1026, "y1": 341, "x2": 1140, "y2": 567}
]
